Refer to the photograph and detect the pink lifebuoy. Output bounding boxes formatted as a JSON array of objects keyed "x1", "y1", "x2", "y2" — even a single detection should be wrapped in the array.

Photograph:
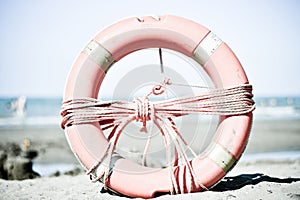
[{"x1": 62, "y1": 15, "x2": 253, "y2": 198}]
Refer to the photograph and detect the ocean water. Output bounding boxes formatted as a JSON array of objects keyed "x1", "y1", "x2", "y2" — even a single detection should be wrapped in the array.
[
  {"x1": 0, "y1": 96, "x2": 299, "y2": 128},
  {"x1": 0, "y1": 97, "x2": 62, "y2": 128}
]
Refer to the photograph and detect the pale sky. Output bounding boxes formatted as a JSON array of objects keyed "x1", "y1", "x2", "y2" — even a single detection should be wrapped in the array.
[{"x1": 0, "y1": 0, "x2": 299, "y2": 97}]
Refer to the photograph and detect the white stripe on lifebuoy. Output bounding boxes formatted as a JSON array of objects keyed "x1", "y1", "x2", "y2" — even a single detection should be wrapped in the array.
[
  {"x1": 82, "y1": 40, "x2": 114, "y2": 72},
  {"x1": 193, "y1": 32, "x2": 223, "y2": 65}
]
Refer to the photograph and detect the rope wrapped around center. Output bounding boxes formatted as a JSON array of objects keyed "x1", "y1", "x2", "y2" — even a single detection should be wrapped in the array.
[{"x1": 61, "y1": 84, "x2": 255, "y2": 194}]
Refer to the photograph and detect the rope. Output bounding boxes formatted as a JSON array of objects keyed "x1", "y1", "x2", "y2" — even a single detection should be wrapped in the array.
[{"x1": 61, "y1": 83, "x2": 255, "y2": 194}]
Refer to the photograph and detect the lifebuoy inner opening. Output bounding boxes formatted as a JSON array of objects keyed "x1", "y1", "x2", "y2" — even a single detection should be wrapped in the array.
[{"x1": 97, "y1": 48, "x2": 219, "y2": 167}]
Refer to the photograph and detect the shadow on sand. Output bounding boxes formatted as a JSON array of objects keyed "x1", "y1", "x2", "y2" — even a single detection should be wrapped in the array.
[
  {"x1": 100, "y1": 173, "x2": 300, "y2": 198},
  {"x1": 212, "y1": 173, "x2": 300, "y2": 192}
]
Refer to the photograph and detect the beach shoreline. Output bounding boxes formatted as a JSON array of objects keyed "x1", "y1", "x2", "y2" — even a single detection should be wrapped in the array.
[{"x1": 1, "y1": 119, "x2": 299, "y2": 163}]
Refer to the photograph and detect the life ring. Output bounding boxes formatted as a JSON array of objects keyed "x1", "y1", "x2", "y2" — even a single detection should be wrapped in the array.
[{"x1": 62, "y1": 15, "x2": 254, "y2": 198}]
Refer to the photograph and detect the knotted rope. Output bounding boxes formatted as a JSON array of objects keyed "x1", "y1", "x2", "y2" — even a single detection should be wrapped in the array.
[{"x1": 61, "y1": 83, "x2": 255, "y2": 194}]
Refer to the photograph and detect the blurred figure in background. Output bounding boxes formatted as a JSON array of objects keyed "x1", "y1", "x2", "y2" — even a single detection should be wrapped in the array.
[{"x1": 9, "y1": 96, "x2": 27, "y2": 117}]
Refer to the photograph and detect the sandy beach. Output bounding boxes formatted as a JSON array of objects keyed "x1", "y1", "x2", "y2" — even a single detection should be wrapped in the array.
[
  {"x1": 1, "y1": 160, "x2": 299, "y2": 200},
  {"x1": 0, "y1": 119, "x2": 300, "y2": 199}
]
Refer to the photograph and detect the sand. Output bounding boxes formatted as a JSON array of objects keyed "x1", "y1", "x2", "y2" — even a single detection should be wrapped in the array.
[
  {"x1": 0, "y1": 119, "x2": 300, "y2": 199},
  {"x1": 1, "y1": 160, "x2": 299, "y2": 199}
]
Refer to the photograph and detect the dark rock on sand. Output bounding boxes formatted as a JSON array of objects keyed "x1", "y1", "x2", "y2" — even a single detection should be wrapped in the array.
[
  {"x1": 51, "y1": 167, "x2": 83, "y2": 177},
  {"x1": 21, "y1": 149, "x2": 38, "y2": 159},
  {"x1": 0, "y1": 141, "x2": 40, "y2": 180},
  {"x1": 0, "y1": 150, "x2": 8, "y2": 179}
]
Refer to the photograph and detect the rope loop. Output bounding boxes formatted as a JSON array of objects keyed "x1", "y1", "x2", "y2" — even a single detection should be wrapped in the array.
[{"x1": 133, "y1": 97, "x2": 152, "y2": 132}]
